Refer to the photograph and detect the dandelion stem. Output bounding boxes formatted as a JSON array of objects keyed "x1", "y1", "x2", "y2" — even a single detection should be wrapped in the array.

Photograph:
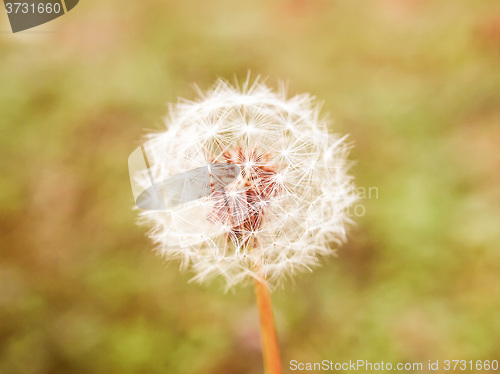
[{"x1": 255, "y1": 278, "x2": 282, "y2": 374}]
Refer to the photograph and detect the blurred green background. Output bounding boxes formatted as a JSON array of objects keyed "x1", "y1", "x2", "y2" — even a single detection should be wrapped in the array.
[{"x1": 1, "y1": 1, "x2": 500, "y2": 373}]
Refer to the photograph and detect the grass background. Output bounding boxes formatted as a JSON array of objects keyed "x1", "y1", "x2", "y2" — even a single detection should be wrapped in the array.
[{"x1": 1, "y1": 1, "x2": 500, "y2": 373}]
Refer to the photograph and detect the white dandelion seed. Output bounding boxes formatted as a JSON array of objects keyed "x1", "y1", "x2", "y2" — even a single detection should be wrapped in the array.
[{"x1": 135, "y1": 78, "x2": 357, "y2": 288}]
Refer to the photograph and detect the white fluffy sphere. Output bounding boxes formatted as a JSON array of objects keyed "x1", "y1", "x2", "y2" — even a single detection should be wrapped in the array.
[{"x1": 136, "y1": 79, "x2": 357, "y2": 288}]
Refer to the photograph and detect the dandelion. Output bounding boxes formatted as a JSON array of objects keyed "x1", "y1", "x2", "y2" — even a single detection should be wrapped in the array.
[{"x1": 131, "y1": 78, "x2": 357, "y2": 374}]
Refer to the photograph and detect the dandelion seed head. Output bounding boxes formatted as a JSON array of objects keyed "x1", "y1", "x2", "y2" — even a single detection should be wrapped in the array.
[{"x1": 136, "y1": 78, "x2": 357, "y2": 288}]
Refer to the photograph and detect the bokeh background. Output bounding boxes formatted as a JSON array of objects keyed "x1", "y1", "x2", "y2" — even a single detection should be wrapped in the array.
[{"x1": 1, "y1": 1, "x2": 500, "y2": 373}]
